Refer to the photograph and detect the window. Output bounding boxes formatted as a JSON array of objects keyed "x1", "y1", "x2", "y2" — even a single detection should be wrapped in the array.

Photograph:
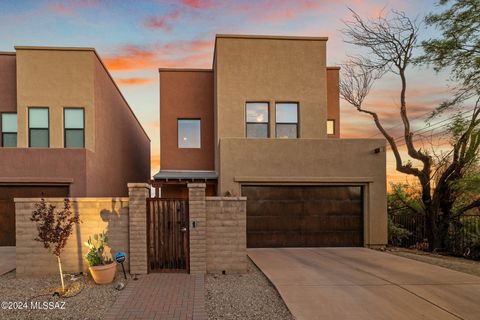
[
  {"x1": 276, "y1": 102, "x2": 298, "y2": 138},
  {"x1": 64, "y1": 108, "x2": 85, "y2": 148},
  {"x1": 29, "y1": 108, "x2": 49, "y2": 148},
  {"x1": 246, "y1": 102, "x2": 269, "y2": 138},
  {"x1": 178, "y1": 119, "x2": 201, "y2": 148},
  {"x1": 327, "y1": 120, "x2": 335, "y2": 135},
  {"x1": 1, "y1": 113, "x2": 17, "y2": 147}
]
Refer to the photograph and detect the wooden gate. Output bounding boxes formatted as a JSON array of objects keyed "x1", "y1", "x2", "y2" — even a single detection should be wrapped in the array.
[{"x1": 147, "y1": 198, "x2": 189, "y2": 272}]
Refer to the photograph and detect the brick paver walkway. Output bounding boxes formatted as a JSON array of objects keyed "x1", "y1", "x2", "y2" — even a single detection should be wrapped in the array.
[{"x1": 105, "y1": 274, "x2": 206, "y2": 320}]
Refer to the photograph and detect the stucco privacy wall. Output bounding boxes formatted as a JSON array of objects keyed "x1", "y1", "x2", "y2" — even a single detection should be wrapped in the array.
[
  {"x1": 218, "y1": 138, "x2": 387, "y2": 246},
  {"x1": 15, "y1": 198, "x2": 129, "y2": 277}
]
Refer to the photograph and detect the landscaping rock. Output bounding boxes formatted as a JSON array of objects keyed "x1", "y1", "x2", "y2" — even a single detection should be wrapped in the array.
[
  {"x1": 0, "y1": 270, "x2": 128, "y2": 320},
  {"x1": 206, "y1": 258, "x2": 293, "y2": 320}
]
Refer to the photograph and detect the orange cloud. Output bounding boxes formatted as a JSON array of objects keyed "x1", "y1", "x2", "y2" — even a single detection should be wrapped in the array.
[
  {"x1": 116, "y1": 77, "x2": 155, "y2": 85},
  {"x1": 103, "y1": 40, "x2": 213, "y2": 72},
  {"x1": 144, "y1": 10, "x2": 180, "y2": 30},
  {"x1": 103, "y1": 45, "x2": 158, "y2": 71}
]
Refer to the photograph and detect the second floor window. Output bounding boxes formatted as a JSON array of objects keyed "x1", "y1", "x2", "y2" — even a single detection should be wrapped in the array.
[
  {"x1": 1, "y1": 113, "x2": 17, "y2": 147},
  {"x1": 178, "y1": 119, "x2": 201, "y2": 148},
  {"x1": 29, "y1": 108, "x2": 49, "y2": 148},
  {"x1": 327, "y1": 120, "x2": 335, "y2": 135},
  {"x1": 276, "y1": 102, "x2": 298, "y2": 138},
  {"x1": 64, "y1": 108, "x2": 85, "y2": 148},
  {"x1": 246, "y1": 102, "x2": 269, "y2": 138}
]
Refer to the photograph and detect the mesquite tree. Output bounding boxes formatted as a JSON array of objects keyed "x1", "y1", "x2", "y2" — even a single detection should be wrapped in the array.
[
  {"x1": 340, "y1": 9, "x2": 480, "y2": 250},
  {"x1": 31, "y1": 199, "x2": 79, "y2": 292}
]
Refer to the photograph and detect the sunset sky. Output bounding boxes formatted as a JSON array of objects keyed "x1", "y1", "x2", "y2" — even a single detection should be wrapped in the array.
[{"x1": 0, "y1": 0, "x2": 459, "y2": 186}]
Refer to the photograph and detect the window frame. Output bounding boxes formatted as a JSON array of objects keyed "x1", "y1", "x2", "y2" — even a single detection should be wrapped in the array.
[
  {"x1": 28, "y1": 107, "x2": 50, "y2": 148},
  {"x1": 177, "y1": 118, "x2": 201, "y2": 149},
  {"x1": 275, "y1": 102, "x2": 299, "y2": 139},
  {"x1": 63, "y1": 107, "x2": 85, "y2": 148},
  {"x1": 245, "y1": 101, "x2": 270, "y2": 138},
  {"x1": 0, "y1": 112, "x2": 18, "y2": 148},
  {"x1": 327, "y1": 119, "x2": 335, "y2": 135}
]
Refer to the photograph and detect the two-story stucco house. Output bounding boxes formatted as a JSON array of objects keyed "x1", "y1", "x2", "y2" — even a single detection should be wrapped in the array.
[
  {"x1": 154, "y1": 34, "x2": 387, "y2": 248},
  {"x1": 0, "y1": 47, "x2": 151, "y2": 246}
]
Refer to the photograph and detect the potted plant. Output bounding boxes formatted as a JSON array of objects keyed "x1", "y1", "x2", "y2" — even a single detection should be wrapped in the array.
[{"x1": 84, "y1": 232, "x2": 116, "y2": 284}]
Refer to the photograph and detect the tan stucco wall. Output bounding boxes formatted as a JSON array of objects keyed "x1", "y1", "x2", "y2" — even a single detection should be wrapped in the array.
[
  {"x1": 214, "y1": 36, "x2": 328, "y2": 145},
  {"x1": 15, "y1": 48, "x2": 95, "y2": 150},
  {"x1": 15, "y1": 197, "x2": 129, "y2": 277},
  {"x1": 87, "y1": 58, "x2": 151, "y2": 197},
  {"x1": 0, "y1": 54, "x2": 17, "y2": 113},
  {"x1": 218, "y1": 138, "x2": 387, "y2": 246}
]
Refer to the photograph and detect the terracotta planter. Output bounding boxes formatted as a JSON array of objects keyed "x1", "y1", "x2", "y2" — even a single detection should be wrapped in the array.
[{"x1": 89, "y1": 262, "x2": 116, "y2": 284}]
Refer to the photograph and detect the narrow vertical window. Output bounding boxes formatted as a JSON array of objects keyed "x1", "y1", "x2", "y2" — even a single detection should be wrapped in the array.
[
  {"x1": 246, "y1": 102, "x2": 269, "y2": 138},
  {"x1": 1, "y1": 113, "x2": 17, "y2": 147},
  {"x1": 178, "y1": 119, "x2": 201, "y2": 148},
  {"x1": 64, "y1": 108, "x2": 85, "y2": 148},
  {"x1": 327, "y1": 120, "x2": 335, "y2": 135},
  {"x1": 29, "y1": 108, "x2": 49, "y2": 148},
  {"x1": 276, "y1": 102, "x2": 298, "y2": 138}
]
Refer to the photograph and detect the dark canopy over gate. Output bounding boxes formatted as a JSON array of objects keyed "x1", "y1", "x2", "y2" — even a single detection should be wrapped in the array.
[{"x1": 243, "y1": 185, "x2": 363, "y2": 248}]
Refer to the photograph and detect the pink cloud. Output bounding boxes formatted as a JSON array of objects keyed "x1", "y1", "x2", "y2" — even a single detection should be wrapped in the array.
[
  {"x1": 181, "y1": 0, "x2": 215, "y2": 9},
  {"x1": 47, "y1": 0, "x2": 98, "y2": 16},
  {"x1": 144, "y1": 10, "x2": 181, "y2": 30}
]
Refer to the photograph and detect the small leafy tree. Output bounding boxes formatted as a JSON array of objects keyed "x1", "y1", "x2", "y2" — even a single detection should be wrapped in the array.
[{"x1": 31, "y1": 198, "x2": 79, "y2": 292}]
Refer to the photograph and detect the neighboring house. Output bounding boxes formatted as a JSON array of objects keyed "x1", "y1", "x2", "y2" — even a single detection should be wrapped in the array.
[
  {"x1": 0, "y1": 47, "x2": 151, "y2": 246},
  {"x1": 154, "y1": 34, "x2": 387, "y2": 248}
]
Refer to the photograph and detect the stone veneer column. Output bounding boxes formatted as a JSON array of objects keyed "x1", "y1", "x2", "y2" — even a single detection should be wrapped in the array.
[
  {"x1": 128, "y1": 183, "x2": 150, "y2": 275},
  {"x1": 188, "y1": 183, "x2": 207, "y2": 274}
]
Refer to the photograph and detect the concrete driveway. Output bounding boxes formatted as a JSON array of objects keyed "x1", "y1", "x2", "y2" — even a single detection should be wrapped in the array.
[
  {"x1": 0, "y1": 247, "x2": 15, "y2": 276},
  {"x1": 248, "y1": 248, "x2": 480, "y2": 320}
]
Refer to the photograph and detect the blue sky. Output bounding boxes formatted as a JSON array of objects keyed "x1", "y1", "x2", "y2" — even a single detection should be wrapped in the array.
[{"x1": 0, "y1": 0, "x2": 453, "y2": 182}]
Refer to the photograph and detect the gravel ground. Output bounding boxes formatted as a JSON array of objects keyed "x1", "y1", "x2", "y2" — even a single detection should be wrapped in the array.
[
  {"x1": 388, "y1": 248, "x2": 480, "y2": 277},
  {"x1": 206, "y1": 258, "x2": 293, "y2": 320},
  {"x1": 0, "y1": 270, "x2": 129, "y2": 320}
]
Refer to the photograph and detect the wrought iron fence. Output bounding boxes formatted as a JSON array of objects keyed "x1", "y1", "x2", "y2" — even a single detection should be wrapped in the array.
[{"x1": 390, "y1": 214, "x2": 480, "y2": 260}]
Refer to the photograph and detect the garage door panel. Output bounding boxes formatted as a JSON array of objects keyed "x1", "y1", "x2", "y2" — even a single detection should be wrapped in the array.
[
  {"x1": 302, "y1": 186, "x2": 361, "y2": 200},
  {"x1": 247, "y1": 200, "x2": 304, "y2": 216},
  {"x1": 244, "y1": 186, "x2": 363, "y2": 248},
  {"x1": 243, "y1": 186, "x2": 304, "y2": 200},
  {"x1": 248, "y1": 215, "x2": 362, "y2": 233},
  {"x1": 0, "y1": 185, "x2": 69, "y2": 246},
  {"x1": 303, "y1": 200, "x2": 362, "y2": 216}
]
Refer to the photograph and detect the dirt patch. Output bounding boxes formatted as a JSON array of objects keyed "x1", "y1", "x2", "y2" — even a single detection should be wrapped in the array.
[
  {"x1": 206, "y1": 258, "x2": 293, "y2": 320},
  {"x1": 0, "y1": 270, "x2": 129, "y2": 320},
  {"x1": 388, "y1": 248, "x2": 480, "y2": 277}
]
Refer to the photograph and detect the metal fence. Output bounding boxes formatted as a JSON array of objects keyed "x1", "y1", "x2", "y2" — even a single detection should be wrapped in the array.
[{"x1": 390, "y1": 214, "x2": 480, "y2": 260}]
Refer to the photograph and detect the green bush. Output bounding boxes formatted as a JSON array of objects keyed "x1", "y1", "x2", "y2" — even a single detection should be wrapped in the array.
[
  {"x1": 388, "y1": 216, "x2": 412, "y2": 247},
  {"x1": 84, "y1": 232, "x2": 113, "y2": 266}
]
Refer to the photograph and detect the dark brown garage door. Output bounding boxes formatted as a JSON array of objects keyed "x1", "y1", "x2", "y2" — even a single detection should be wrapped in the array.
[
  {"x1": 0, "y1": 185, "x2": 70, "y2": 246},
  {"x1": 243, "y1": 185, "x2": 363, "y2": 248}
]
